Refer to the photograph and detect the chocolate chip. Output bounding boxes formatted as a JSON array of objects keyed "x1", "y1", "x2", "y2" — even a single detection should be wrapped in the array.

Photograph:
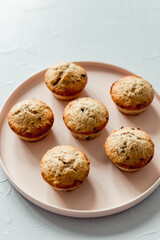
[
  {"x1": 121, "y1": 150, "x2": 125, "y2": 153},
  {"x1": 93, "y1": 127, "x2": 99, "y2": 133},
  {"x1": 32, "y1": 110, "x2": 37, "y2": 114},
  {"x1": 126, "y1": 156, "x2": 129, "y2": 160},
  {"x1": 120, "y1": 126, "x2": 123, "y2": 129},
  {"x1": 38, "y1": 117, "x2": 41, "y2": 121},
  {"x1": 137, "y1": 128, "x2": 140, "y2": 130},
  {"x1": 120, "y1": 143, "x2": 127, "y2": 150},
  {"x1": 63, "y1": 161, "x2": 67, "y2": 165},
  {"x1": 140, "y1": 158, "x2": 145, "y2": 161},
  {"x1": 106, "y1": 117, "x2": 109, "y2": 120},
  {"x1": 81, "y1": 74, "x2": 86, "y2": 77},
  {"x1": 81, "y1": 108, "x2": 84, "y2": 112},
  {"x1": 86, "y1": 136, "x2": 91, "y2": 140},
  {"x1": 131, "y1": 128, "x2": 135, "y2": 130},
  {"x1": 53, "y1": 78, "x2": 61, "y2": 86},
  {"x1": 74, "y1": 179, "x2": 83, "y2": 185},
  {"x1": 136, "y1": 104, "x2": 141, "y2": 109},
  {"x1": 15, "y1": 110, "x2": 21, "y2": 115}
]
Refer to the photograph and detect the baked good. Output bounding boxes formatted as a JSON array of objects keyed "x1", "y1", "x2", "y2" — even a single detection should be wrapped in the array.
[
  {"x1": 44, "y1": 62, "x2": 87, "y2": 100},
  {"x1": 63, "y1": 97, "x2": 109, "y2": 140},
  {"x1": 40, "y1": 145, "x2": 90, "y2": 191},
  {"x1": 104, "y1": 127, "x2": 154, "y2": 172},
  {"x1": 110, "y1": 76, "x2": 154, "y2": 115},
  {"x1": 8, "y1": 99, "x2": 54, "y2": 141}
]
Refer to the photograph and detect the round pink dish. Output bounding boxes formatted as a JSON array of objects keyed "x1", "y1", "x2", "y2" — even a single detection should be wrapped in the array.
[{"x1": 0, "y1": 62, "x2": 160, "y2": 218}]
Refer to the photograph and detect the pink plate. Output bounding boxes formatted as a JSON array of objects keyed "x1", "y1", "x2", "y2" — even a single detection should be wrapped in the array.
[{"x1": 0, "y1": 62, "x2": 160, "y2": 218}]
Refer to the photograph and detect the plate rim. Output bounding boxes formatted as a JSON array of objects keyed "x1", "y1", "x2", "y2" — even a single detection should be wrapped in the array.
[{"x1": 0, "y1": 61, "x2": 160, "y2": 218}]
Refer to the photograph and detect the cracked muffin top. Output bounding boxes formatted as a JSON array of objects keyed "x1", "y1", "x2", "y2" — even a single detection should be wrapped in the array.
[
  {"x1": 104, "y1": 127, "x2": 154, "y2": 171},
  {"x1": 110, "y1": 76, "x2": 154, "y2": 110},
  {"x1": 45, "y1": 62, "x2": 87, "y2": 97},
  {"x1": 40, "y1": 145, "x2": 90, "y2": 190},
  {"x1": 63, "y1": 97, "x2": 109, "y2": 135},
  {"x1": 8, "y1": 99, "x2": 54, "y2": 139}
]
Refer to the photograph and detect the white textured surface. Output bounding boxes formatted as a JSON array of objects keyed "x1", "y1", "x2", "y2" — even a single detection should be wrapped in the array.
[{"x1": 0, "y1": 0, "x2": 160, "y2": 239}]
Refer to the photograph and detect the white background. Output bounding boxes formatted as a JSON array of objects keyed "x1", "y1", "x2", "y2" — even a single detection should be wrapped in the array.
[{"x1": 0, "y1": 0, "x2": 160, "y2": 239}]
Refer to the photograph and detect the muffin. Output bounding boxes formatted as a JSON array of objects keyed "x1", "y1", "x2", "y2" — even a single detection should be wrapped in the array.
[
  {"x1": 40, "y1": 145, "x2": 90, "y2": 191},
  {"x1": 104, "y1": 127, "x2": 154, "y2": 172},
  {"x1": 110, "y1": 76, "x2": 154, "y2": 115},
  {"x1": 63, "y1": 97, "x2": 109, "y2": 140},
  {"x1": 8, "y1": 99, "x2": 54, "y2": 141},
  {"x1": 45, "y1": 62, "x2": 87, "y2": 100}
]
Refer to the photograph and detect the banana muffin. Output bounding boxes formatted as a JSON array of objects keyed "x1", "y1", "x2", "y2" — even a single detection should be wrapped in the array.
[
  {"x1": 63, "y1": 97, "x2": 109, "y2": 140},
  {"x1": 8, "y1": 99, "x2": 54, "y2": 141},
  {"x1": 110, "y1": 76, "x2": 154, "y2": 115},
  {"x1": 40, "y1": 145, "x2": 90, "y2": 191},
  {"x1": 45, "y1": 62, "x2": 87, "y2": 100},
  {"x1": 104, "y1": 127, "x2": 154, "y2": 172}
]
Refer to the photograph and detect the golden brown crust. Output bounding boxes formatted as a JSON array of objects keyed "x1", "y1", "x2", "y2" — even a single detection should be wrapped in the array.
[
  {"x1": 71, "y1": 131, "x2": 101, "y2": 140},
  {"x1": 104, "y1": 127, "x2": 154, "y2": 171},
  {"x1": 8, "y1": 99, "x2": 54, "y2": 140},
  {"x1": 114, "y1": 164, "x2": 139, "y2": 172},
  {"x1": 18, "y1": 131, "x2": 51, "y2": 142},
  {"x1": 116, "y1": 105, "x2": 146, "y2": 115},
  {"x1": 52, "y1": 92, "x2": 81, "y2": 101},
  {"x1": 45, "y1": 62, "x2": 87, "y2": 97},
  {"x1": 40, "y1": 145, "x2": 90, "y2": 191},
  {"x1": 110, "y1": 76, "x2": 154, "y2": 112},
  {"x1": 63, "y1": 97, "x2": 109, "y2": 138}
]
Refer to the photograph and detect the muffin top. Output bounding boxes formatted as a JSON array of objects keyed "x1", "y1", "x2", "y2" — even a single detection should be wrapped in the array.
[
  {"x1": 45, "y1": 62, "x2": 87, "y2": 96},
  {"x1": 104, "y1": 127, "x2": 154, "y2": 170},
  {"x1": 40, "y1": 145, "x2": 90, "y2": 190},
  {"x1": 110, "y1": 76, "x2": 154, "y2": 110},
  {"x1": 63, "y1": 97, "x2": 109, "y2": 135},
  {"x1": 8, "y1": 99, "x2": 54, "y2": 139}
]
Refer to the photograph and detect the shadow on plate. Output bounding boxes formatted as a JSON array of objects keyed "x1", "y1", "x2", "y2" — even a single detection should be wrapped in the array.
[
  {"x1": 111, "y1": 160, "x2": 160, "y2": 194},
  {"x1": 49, "y1": 178, "x2": 96, "y2": 210},
  {"x1": 122, "y1": 105, "x2": 160, "y2": 134},
  {"x1": 20, "y1": 130, "x2": 59, "y2": 163},
  {"x1": 72, "y1": 128, "x2": 109, "y2": 164}
]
